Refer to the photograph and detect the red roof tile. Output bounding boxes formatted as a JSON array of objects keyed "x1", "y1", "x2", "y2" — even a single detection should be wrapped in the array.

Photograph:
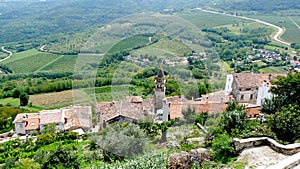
[
  {"x1": 24, "y1": 118, "x2": 39, "y2": 131},
  {"x1": 39, "y1": 110, "x2": 63, "y2": 125}
]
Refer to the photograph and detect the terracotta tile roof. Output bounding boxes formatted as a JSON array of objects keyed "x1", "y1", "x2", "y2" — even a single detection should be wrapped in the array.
[
  {"x1": 39, "y1": 110, "x2": 64, "y2": 125},
  {"x1": 125, "y1": 96, "x2": 143, "y2": 103},
  {"x1": 13, "y1": 113, "x2": 39, "y2": 123},
  {"x1": 96, "y1": 98, "x2": 154, "y2": 123},
  {"x1": 63, "y1": 109, "x2": 72, "y2": 119},
  {"x1": 25, "y1": 118, "x2": 39, "y2": 131},
  {"x1": 70, "y1": 106, "x2": 92, "y2": 128},
  {"x1": 233, "y1": 73, "x2": 286, "y2": 89},
  {"x1": 63, "y1": 106, "x2": 92, "y2": 130},
  {"x1": 71, "y1": 118, "x2": 81, "y2": 127},
  {"x1": 166, "y1": 96, "x2": 189, "y2": 103}
]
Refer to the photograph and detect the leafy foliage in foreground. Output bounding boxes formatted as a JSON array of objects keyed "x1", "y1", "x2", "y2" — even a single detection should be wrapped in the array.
[
  {"x1": 211, "y1": 134, "x2": 235, "y2": 164},
  {"x1": 262, "y1": 73, "x2": 300, "y2": 143},
  {"x1": 0, "y1": 107, "x2": 24, "y2": 133},
  {"x1": 90, "y1": 151, "x2": 169, "y2": 169},
  {"x1": 267, "y1": 104, "x2": 300, "y2": 143},
  {"x1": 91, "y1": 123, "x2": 146, "y2": 162}
]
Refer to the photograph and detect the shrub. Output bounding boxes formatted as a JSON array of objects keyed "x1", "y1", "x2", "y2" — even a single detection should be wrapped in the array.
[
  {"x1": 37, "y1": 144, "x2": 79, "y2": 169},
  {"x1": 59, "y1": 132, "x2": 79, "y2": 141},
  {"x1": 93, "y1": 123, "x2": 146, "y2": 162},
  {"x1": 36, "y1": 134, "x2": 56, "y2": 147},
  {"x1": 91, "y1": 151, "x2": 168, "y2": 169},
  {"x1": 211, "y1": 134, "x2": 236, "y2": 163},
  {"x1": 219, "y1": 110, "x2": 248, "y2": 135},
  {"x1": 195, "y1": 112, "x2": 208, "y2": 125}
]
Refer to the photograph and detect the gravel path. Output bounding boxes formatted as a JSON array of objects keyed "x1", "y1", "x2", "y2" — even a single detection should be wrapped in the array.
[{"x1": 237, "y1": 146, "x2": 287, "y2": 169}]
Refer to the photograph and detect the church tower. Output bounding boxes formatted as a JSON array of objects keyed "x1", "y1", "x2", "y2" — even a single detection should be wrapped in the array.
[{"x1": 154, "y1": 65, "x2": 169, "y2": 122}]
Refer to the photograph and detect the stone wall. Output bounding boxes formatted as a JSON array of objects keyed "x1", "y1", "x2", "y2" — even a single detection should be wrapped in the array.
[{"x1": 234, "y1": 137, "x2": 300, "y2": 155}]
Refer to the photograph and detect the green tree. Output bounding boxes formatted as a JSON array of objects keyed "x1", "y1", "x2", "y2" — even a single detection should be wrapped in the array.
[
  {"x1": 0, "y1": 107, "x2": 22, "y2": 133},
  {"x1": 93, "y1": 123, "x2": 146, "y2": 162},
  {"x1": 226, "y1": 100, "x2": 244, "y2": 112},
  {"x1": 16, "y1": 158, "x2": 41, "y2": 169},
  {"x1": 270, "y1": 73, "x2": 300, "y2": 105},
  {"x1": 219, "y1": 110, "x2": 248, "y2": 135},
  {"x1": 12, "y1": 89, "x2": 21, "y2": 98},
  {"x1": 267, "y1": 104, "x2": 300, "y2": 143},
  {"x1": 19, "y1": 93, "x2": 29, "y2": 106},
  {"x1": 195, "y1": 112, "x2": 208, "y2": 126},
  {"x1": 261, "y1": 96, "x2": 285, "y2": 114},
  {"x1": 156, "y1": 120, "x2": 175, "y2": 142}
]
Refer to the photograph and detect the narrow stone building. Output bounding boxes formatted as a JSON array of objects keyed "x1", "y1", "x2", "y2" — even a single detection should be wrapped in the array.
[{"x1": 154, "y1": 65, "x2": 169, "y2": 123}]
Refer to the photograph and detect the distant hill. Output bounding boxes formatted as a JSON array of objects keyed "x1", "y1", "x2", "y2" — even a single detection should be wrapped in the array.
[
  {"x1": 0, "y1": 0, "x2": 208, "y2": 44},
  {"x1": 214, "y1": 0, "x2": 300, "y2": 13}
]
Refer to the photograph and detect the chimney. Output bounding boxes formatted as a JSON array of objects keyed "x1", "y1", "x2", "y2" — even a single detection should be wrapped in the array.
[{"x1": 289, "y1": 67, "x2": 293, "y2": 74}]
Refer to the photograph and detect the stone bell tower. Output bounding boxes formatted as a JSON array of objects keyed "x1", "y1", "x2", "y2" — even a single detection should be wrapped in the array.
[{"x1": 154, "y1": 65, "x2": 168, "y2": 122}]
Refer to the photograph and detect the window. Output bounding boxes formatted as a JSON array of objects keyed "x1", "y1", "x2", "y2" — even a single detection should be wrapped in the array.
[
  {"x1": 241, "y1": 94, "x2": 244, "y2": 100},
  {"x1": 250, "y1": 94, "x2": 253, "y2": 100}
]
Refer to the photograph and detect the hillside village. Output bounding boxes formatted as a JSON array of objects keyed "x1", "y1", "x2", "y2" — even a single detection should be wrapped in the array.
[
  {"x1": 5, "y1": 67, "x2": 287, "y2": 136},
  {"x1": 0, "y1": 1, "x2": 300, "y2": 168},
  {"x1": 1, "y1": 66, "x2": 298, "y2": 168}
]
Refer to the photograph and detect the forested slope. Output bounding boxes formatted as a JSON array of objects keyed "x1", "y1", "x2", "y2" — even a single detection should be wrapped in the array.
[
  {"x1": 215, "y1": 0, "x2": 300, "y2": 13},
  {"x1": 0, "y1": 0, "x2": 208, "y2": 44}
]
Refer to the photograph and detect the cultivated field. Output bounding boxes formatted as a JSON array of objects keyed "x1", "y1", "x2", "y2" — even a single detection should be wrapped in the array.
[
  {"x1": 175, "y1": 10, "x2": 253, "y2": 29},
  {"x1": 41, "y1": 55, "x2": 78, "y2": 72},
  {"x1": 259, "y1": 66, "x2": 287, "y2": 74},
  {"x1": 249, "y1": 15, "x2": 300, "y2": 44},
  {"x1": 2, "y1": 49, "x2": 41, "y2": 64},
  {"x1": 29, "y1": 90, "x2": 90, "y2": 108},
  {"x1": 108, "y1": 34, "x2": 151, "y2": 53}
]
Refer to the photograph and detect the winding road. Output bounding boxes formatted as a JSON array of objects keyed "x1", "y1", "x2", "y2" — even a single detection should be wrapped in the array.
[
  {"x1": 40, "y1": 45, "x2": 46, "y2": 52},
  {"x1": 0, "y1": 46, "x2": 13, "y2": 62},
  {"x1": 198, "y1": 9, "x2": 291, "y2": 46}
]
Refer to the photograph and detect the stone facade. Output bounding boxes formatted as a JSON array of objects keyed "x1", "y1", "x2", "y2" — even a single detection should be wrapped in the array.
[
  {"x1": 154, "y1": 66, "x2": 169, "y2": 123},
  {"x1": 225, "y1": 73, "x2": 286, "y2": 105},
  {"x1": 13, "y1": 105, "x2": 92, "y2": 135}
]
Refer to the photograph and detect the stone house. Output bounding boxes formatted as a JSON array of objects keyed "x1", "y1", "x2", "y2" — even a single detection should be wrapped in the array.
[
  {"x1": 167, "y1": 95, "x2": 226, "y2": 119},
  {"x1": 39, "y1": 109, "x2": 64, "y2": 132},
  {"x1": 13, "y1": 105, "x2": 92, "y2": 135},
  {"x1": 96, "y1": 96, "x2": 154, "y2": 127},
  {"x1": 13, "y1": 113, "x2": 39, "y2": 135},
  {"x1": 224, "y1": 73, "x2": 286, "y2": 106},
  {"x1": 96, "y1": 66, "x2": 170, "y2": 127},
  {"x1": 63, "y1": 105, "x2": 92, "y2": 131}
]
